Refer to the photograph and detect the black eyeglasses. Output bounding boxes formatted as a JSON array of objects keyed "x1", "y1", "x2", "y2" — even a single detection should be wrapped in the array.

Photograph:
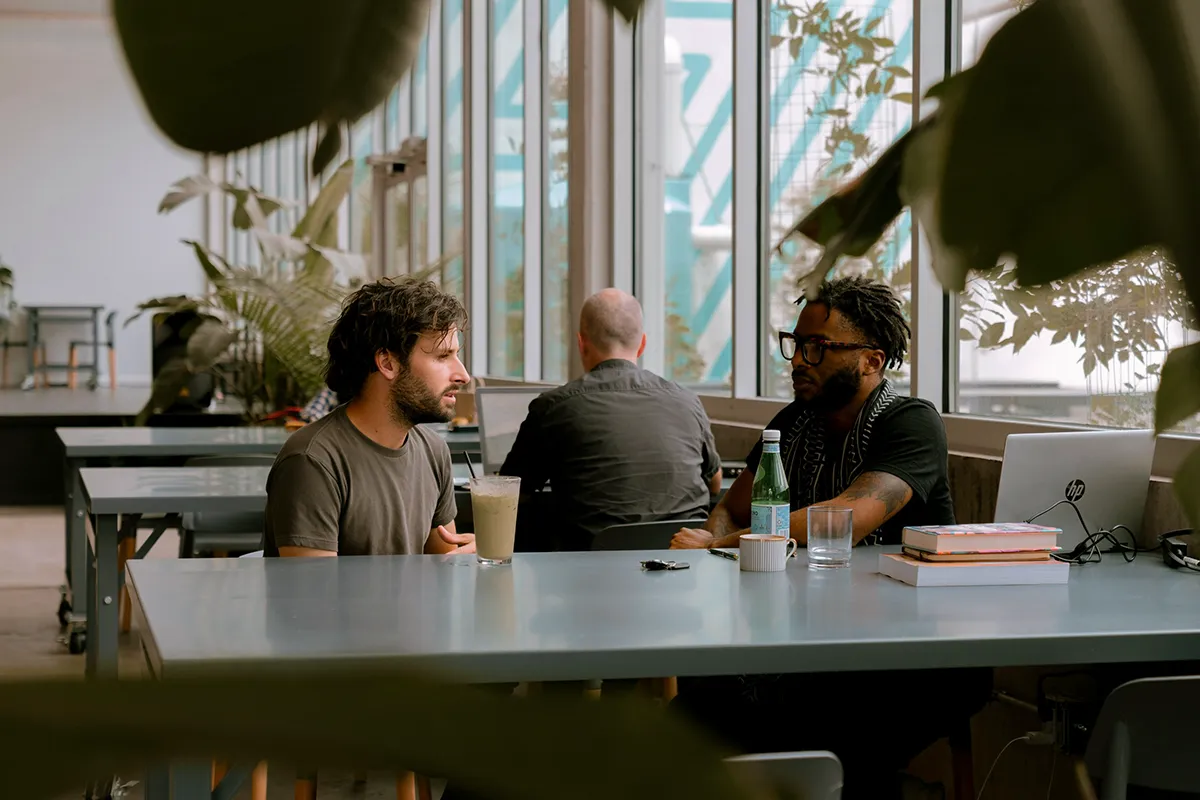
[{"x1": 778, "y1": 332, "x2": 879, "y2": 367}]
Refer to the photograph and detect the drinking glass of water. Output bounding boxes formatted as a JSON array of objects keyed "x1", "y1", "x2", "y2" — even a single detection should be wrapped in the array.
[{"x1": 807, "y1": 506, "x2": 852, "y2": 569}]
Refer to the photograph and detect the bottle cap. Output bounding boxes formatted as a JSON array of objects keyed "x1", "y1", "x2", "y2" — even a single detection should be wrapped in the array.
[{"x1": 762, "y1": 429, "x2": 781, "y2": 443}]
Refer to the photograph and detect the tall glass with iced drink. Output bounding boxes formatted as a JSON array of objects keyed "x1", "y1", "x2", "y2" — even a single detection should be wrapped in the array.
[{"x1": 469, "y1": 475, "x2": 520, "y2": 565}]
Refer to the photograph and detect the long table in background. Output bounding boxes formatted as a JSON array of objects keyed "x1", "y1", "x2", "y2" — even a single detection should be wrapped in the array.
[
  {"x1": 55, "y1": 424, "x2": 482, "y2": 627},
  {"x1": 74, "y1": 460, "x2": 482, "y2": 676},
  {"x1": 56, "y1": 426, "x2": 291, "y2": 628}
]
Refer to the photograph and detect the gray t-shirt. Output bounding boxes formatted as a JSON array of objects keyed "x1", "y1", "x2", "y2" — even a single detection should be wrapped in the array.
[{"x1": 263, "y1": 405, "x2": 457, "y2": 556}]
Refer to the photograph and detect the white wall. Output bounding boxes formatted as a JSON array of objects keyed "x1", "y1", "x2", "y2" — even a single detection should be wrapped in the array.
[{"x1": 0, "y1": 10, "x2": 204, "y2": 387}]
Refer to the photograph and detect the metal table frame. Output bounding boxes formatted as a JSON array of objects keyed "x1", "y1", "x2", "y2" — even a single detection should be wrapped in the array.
[
  {"x1": 57, "y1": 427, "x2": 291, "y2": 642},
  {"x1": 22, "y1": 304, "x2": 104, "y2": 390}
]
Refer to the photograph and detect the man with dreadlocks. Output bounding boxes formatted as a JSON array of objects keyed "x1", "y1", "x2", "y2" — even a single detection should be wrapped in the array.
[
  {"x1": 670, "y1": 276, "x2": 990, "y2": 799},
  {"x1": 672, "y1": 275, "x2": 952, "y2": 550}
]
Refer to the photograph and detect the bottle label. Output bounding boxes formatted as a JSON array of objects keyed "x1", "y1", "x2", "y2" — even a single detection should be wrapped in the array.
[
  {"x1": 751, "y1": 502, "x2": 791, "y2": 538},
  {"x1": 762, "y1": 443, "x2": 780, "y2": 454}
]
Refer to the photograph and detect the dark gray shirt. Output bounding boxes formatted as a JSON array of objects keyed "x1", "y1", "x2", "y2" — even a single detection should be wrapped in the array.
[{"x1": 500, "y1": 359, "x2": 721, "y2": 549}]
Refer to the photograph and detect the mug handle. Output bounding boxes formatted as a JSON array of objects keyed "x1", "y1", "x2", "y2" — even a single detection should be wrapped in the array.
[{"x1": 785, "y1": 538, "x2": 798, "y2": 559}]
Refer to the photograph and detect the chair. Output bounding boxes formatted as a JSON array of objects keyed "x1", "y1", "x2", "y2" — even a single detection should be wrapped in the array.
[
  {"x1": 725, "y1": 751, "x2": 843, "y2": 799},
  {"x1": 590, "y1": 517, "x2": 706, "y2": 700},
  {"x1": 591, "y1": 518, "x2": 708, "y2": 551},
  {"x1": 178, "y1": 454, "x2": 274, "y2": 558},
  {"x1": 68, "y1": 309, "x2": 117, "y2": 389},
  {"x1": 1079, "y1": 675, "x2": 1200, "y2": 800}
]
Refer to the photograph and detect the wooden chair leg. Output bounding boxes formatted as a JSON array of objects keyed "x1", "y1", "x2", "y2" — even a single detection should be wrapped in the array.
[
  {"x1": 250, "y1": 762, "x2": 268, "y2": 800},
  {"x1": 1074, "y1": 756, "x2": 1099, "y2": 800},
  {"x1": 68, "y1": 346, "x2": 77, "y2": 389},
  {"x1": 212, "y1": 761, "x2": 228, "y2": 790},
  {"x1": 108, "y1": 346, "x2": 117, "y2": 390},
  {"x1": 294, "y1": 777, "x2": 317, "y2": 800},
  {"x1": 416, "y1": 774, "x2": 434, "y2": 800},
  {"x1": 396, "y1": 771, "x2": 416, "y2": 800},
  {"x1": 117, "y1": 535, "x2": 136, "y2": 633}
]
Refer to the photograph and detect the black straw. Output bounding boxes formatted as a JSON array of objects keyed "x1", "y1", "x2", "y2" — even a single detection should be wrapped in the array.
[{"x1": 463, "y1": 449, "x2": 478, "y2": 480}]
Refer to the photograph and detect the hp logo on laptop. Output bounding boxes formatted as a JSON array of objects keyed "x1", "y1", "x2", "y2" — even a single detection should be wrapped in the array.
[{"x1": 1065, "y1": 479, "x2": 1087, "y2": 503}]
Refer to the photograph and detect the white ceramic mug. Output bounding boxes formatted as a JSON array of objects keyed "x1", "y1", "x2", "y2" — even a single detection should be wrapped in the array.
[{"x1": 739, "y1": 533, "x2": 799, "y2": 572}]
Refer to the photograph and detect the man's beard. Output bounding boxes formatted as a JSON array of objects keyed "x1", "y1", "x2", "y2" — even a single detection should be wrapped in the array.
[
  {"x1": 388, "y1": 368, "x2": 454, "y2": 426},
  {"x1": 796, "y1": 365, "x2": 862, "y2": 413}
]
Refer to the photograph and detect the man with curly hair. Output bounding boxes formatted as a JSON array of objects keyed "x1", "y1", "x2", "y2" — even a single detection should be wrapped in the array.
[{"x1": 263, "y1": 278, "x2": 475, "y2": 557}]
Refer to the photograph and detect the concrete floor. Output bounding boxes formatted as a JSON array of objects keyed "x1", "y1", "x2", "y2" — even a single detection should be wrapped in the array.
[{"x1": 0, "y1": 506, "x2": 414, "y2": 799}]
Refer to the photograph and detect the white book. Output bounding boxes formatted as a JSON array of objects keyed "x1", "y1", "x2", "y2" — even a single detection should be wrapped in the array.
[{"x1": 878, "y1": 553, "x2": 1070, "y2": 587}]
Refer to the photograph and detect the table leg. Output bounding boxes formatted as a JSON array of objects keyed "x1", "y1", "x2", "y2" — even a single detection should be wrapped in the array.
[
  {"x1": 172, "y1": 762, "x2": 216, "y2": 800},
  {"x1": 144, "y1": 765, "x2": 170, "y2": 800},
  {"x1": 64, "y1": 460, "x2": 87, "y2": 613},
  {"x1": 90, "y1": 309, "x2": 100, "y2": 390},
  {"x1": 24, "y1": 309, "x2": 35, "y2": 382},
  {"x1": 87, "y1": 513, "x2": 120, "y2": 680},
  {"x1": 84, "y1": 523, "x2": 97, "y2": 675}
]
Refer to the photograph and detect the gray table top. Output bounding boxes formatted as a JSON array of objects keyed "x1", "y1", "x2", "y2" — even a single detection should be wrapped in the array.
[
  {"x1": 0, "y1": 388, "x2": 245, "y2": 419},
  {"x1": 126, "y1": 547, "x2": 1200, "y2": 682},
  {"x1": 58, "y1": 425, "x2": 291, "y2": 457},
  {"x1": 58, "y1": 423, "x2": 476, "y2": 456},
  {"x1": 81, "y1": 466, "x2": 271, "y2": 515},
  {"x1": 81, "y1": 463, "x2": 473, "y2": 515}
]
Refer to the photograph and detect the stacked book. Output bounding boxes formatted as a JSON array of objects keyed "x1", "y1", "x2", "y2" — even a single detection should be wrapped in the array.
[{"x1": 879, "y1": 522, "x2": 1069, "y2": 586}]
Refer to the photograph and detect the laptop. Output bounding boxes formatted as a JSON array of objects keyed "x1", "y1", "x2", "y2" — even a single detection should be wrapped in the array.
[
  {"x1": 992, "y1": 430, "x2": 1155, "y2": 550},
  {"x1": 475, "y1": 387, "x2": 545, "y2": 475}
]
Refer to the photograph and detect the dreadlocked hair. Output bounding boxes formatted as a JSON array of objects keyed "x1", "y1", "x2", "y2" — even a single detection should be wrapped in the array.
[{"x1": 796, "y1": 276, "x2": 910, "y2": 369}]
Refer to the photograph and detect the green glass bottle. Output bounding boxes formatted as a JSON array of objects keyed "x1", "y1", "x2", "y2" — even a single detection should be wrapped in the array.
[{"x1": 750, "y1": 429, "x2": 791, "y2": 538}]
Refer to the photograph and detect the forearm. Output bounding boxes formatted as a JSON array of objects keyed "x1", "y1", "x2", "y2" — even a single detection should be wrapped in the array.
[
  {"x1": 709, "y1": 506, "x2": 810, "y2": 548},
  {"x1": 704, "y1": 504, "x2": 745, "y2": 547}
]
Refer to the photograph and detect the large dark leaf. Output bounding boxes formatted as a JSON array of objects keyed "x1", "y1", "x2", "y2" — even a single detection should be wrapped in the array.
[
  {"x1": 112, "y1": 0, "x2": 431, "y2": 173},
  {"x1": 777, "y1": 116, "x2": 930, "y2": 299},
  {"x1": 135, "y1": 357, "x2": 193, "y2": 425},
  {"x1": 0, "y1": 671, "x2": 748, "y2": 800},
  {"x1": 1155, "y1": 342, "x2": 1200, "y2": 433},
  {"x1": 185, "y1": 319, "x2": 237, "y2": 372},
  {"x1": 113, "y1": 1, "x2": 643, "y2": 173},
  {"x1": 936, "y1": 0, "x2": 1156, "y2": 286}
]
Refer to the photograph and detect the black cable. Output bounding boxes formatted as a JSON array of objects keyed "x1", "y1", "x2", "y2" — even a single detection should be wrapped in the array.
[{"x1": 1022, "y1": 499, "x2": 1140, "y2": 565}]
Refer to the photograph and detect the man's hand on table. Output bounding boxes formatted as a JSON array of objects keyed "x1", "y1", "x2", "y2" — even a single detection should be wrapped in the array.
[
  {"x1": 437, "y1": 525, "x2": 476, "y2": 554},
  {"x1": 670, "y1": 527, "x2": 716, "y2": 550}
]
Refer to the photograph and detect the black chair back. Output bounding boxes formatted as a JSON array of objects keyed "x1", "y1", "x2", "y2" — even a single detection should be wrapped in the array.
[{"x1": 591, "y1": 518, "x2": 708, "y2": 551}]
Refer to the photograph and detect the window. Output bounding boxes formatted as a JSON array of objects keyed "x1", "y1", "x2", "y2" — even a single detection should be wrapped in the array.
[
  {"x1": 348, "y1": 112, "x2": 379, "y2": 260},
  {"x1": 489, "y1": 0, "x2": 525, "y2": 378},
  {"x1": 952, "y1": 1, "x2": 1196, "y2": 431},
  {"x1": 764, "y1": 1, "x2": 914, "y2": 399},
  {"x1": 542, "y1": 0, "x2": 570, "y2": 383},
  {"x1": 442, "y1": 0, "x2": 466, "y2": 298},
  {"x1": 646, "y1": 1, "x2": 734, "y2": 393}
]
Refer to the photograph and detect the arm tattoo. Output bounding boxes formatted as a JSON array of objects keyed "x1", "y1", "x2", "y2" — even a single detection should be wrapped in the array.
[
  {"x1": 705, "y1": 505, "x2": 740, "y2": 537},
  {"x1": 840, "y1": 472, "x2": 910, "y2": 519}
]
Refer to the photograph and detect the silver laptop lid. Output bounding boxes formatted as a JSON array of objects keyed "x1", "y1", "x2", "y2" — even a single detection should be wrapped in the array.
[
  {"x1": 476, "y1": 387, "x2": 544, "y2": 475},
  {"x1": 993, "y1": 430, "x2": 1155, "y2": 550}
]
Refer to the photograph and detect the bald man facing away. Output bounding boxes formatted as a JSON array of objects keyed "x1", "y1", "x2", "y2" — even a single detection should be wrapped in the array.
[{"x1": 499, "y1": 288, "x2": 722, "y2": 551}]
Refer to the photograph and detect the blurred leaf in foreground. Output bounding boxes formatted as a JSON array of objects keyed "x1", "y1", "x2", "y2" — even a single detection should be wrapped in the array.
[{"x1": 0, "y1": 670, "x2": 755, "y2": 800}]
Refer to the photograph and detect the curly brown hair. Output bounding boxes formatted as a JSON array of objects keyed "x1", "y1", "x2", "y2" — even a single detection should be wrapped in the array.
[{"x1": 325, "y1": 278, "x2": 467, "y2": 400}]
